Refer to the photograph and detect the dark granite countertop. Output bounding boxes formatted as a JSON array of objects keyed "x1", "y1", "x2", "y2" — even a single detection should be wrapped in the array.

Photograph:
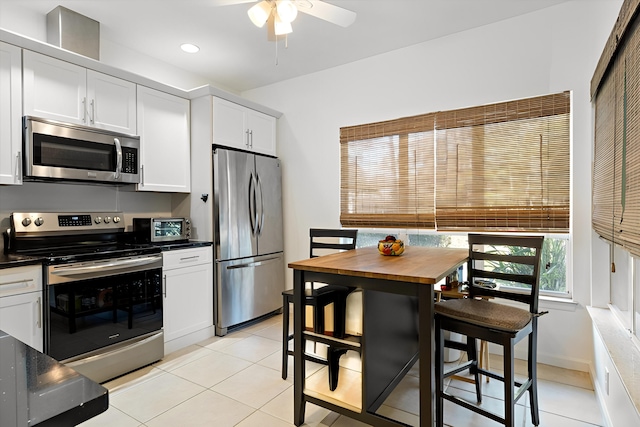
[
  {"x1": 0, "y1": 330, "x2": 108, "y2": 426},
  {"x1": 150, "y1": 240, "x2": 212, "y2": 251},
  {"x1": 0, "y1": 253, "x2": 44, "y2": 270}
]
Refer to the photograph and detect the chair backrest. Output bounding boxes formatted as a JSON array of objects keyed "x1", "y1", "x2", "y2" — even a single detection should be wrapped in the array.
[
  {"x1": 309, "y1": 228, "x2": 358, "y2": 258},
  {"x1": 467, "y1": 234, "x2": 544, "y2": 314}
]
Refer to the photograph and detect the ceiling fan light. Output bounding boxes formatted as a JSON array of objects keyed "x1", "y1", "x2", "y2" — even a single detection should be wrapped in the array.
[
  {"x1": 274, "y1": 14, "x2": 293, "y2": 35},
  {"x1": 276, "y1": 0, "x2": 298, "y2": 23},
  {"x1": 248, "y1": 0, "x2": 272, "y2": 28}
]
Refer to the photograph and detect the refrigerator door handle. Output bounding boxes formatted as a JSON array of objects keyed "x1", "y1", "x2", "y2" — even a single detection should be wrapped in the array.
[
  {"x1": 224, "y1": 255, "x2": 282, "y2": 270},
  {"x1": 248, "y1": 172, "x2": 258, "y2": 236},
  {"x1": 256, "y1": 174, "x2": 264, "y2": 235}
]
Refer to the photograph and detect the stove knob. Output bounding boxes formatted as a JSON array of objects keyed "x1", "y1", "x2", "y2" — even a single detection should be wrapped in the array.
[
  {"x1": 34, "y1": 217, "x2": 44, "y2": 226},
  {"x1": 104, "y1": 217, "x2": 111, "y2": 224},
  {"x1": 21, "y1": 218, "x2": 32, "y2": 227},
  {"x1": 113, "y1": 216, "x2": 121, "y2": 223},
  {"x1": 94, "y1": 217, "x2": 102, "y2": 224}
]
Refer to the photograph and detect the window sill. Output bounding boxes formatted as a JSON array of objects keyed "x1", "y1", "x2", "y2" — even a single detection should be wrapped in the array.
[
  {"x1": 539, "y1": 295, "x2": 579, "y2": 312},
  {"x1": 587, "y1": 306, "x2": 640, "y2": 418},
  {"x1": 497, "y1": 295, "x2": 578, "y2": 312}
]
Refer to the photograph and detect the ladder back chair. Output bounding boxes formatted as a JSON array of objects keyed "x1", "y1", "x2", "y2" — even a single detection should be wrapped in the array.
[
  {"x1": 434, "y1": 234, "x2": 546, "y2": 427},
  {"x1": 281, "y1": 228, "x2": 358, "y2": 390}
]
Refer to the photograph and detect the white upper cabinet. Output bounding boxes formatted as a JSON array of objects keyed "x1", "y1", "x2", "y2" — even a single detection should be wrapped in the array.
[
  {"x1": 0, "y1": 42, "x2": 22, "y2": 185},
  {"x1": 86, "y1": 70, "x2": 137, "y2": 134},
  {"x1": 136, "y1": 85, "x2": 191, "y2": 193},
  {"x1": 213, "y1": 97, "x2": 276, "y2": 156},
  {"x1": 23, "y1": 50, "x2": 136, "y2": 134}
]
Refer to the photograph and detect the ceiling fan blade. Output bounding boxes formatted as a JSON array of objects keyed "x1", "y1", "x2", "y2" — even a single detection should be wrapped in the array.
[
  {"x1": 296, "y1": 1, "x2": 356, "y2": 27},
  {"x1": 210, "y1": 0, "x2": 255, "y2": 6}
]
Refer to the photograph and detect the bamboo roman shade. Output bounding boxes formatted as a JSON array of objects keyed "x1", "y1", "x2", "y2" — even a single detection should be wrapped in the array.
[
  {"x1": 340, "y1": 114, "x2": 436, "y2": 228},
  {"x1": 435, "y1": 93, "x2": 570, "y2": 232},
  {"x1": 340, "y1": 92, "x2": 571, "y2": 232},
  {"x1": 593, "y1": 6, "x2": 640, "y2": 257}
]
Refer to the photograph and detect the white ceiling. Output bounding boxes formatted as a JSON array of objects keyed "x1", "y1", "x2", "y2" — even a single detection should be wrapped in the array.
[{"x1": 2, "y1": 0, "x2": 571, "y2": 93}]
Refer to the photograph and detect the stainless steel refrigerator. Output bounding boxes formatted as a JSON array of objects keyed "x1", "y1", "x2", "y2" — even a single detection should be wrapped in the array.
[{"x1": 212, "y1": 147, "x2": 284, "y2": 336}]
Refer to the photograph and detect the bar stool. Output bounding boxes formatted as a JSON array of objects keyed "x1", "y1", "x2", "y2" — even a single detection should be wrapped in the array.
[
  {"x1": 434, "y1": 234, "x2": 546, "y2": 427},
  {"x1": 281, "y1": 228, "x2": 357, "y2": 390}
]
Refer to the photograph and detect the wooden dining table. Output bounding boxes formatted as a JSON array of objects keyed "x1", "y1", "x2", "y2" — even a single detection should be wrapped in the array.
[{"x1": 288, "y1": 245, "x2": 469, "y2": 427}]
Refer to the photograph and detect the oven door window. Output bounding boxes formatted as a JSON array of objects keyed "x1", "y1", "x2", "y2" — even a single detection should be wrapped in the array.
[
  {"x1": 33, "y1": 133, "x2": 115, "y2": 172},
  {"x1": 47, "y1": 269, "x2": 162, "y2": 361}
]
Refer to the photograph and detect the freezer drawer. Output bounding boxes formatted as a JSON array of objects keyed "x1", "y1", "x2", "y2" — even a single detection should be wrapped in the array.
[{"x1": 215, "y1": 253, "x2": 284, "y2": 335}]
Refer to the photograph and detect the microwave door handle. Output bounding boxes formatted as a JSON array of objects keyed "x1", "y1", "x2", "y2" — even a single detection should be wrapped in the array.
[{"x1": 114, "y1": 138, "x2": 122, "y2": 180}]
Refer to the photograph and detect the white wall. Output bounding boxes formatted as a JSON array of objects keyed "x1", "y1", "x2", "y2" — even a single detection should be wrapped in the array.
[{"x1": 242, "y1": 0, "x2": 624, "y2": 371}]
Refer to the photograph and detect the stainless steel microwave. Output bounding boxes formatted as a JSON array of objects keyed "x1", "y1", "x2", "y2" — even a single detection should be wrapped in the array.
[
  {"x1": 23, "y1": 116, "x2": 140, "y2": 184},
  {"x1": 133, "y1": 217, "x2": 191, "y2": 243}
]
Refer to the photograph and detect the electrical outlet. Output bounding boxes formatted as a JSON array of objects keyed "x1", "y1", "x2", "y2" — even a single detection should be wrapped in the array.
[{"x1": 604, "y1": 366, "x2": 610, "y2": 395}]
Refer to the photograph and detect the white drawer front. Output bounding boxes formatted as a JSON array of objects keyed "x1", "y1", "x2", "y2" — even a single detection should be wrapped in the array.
[
  {"x1": 0, "y1": 265, "x2": 42, "y2": 297},
  {"x1": 162, "y1": 247, "x2": 212, "y2": 270}
]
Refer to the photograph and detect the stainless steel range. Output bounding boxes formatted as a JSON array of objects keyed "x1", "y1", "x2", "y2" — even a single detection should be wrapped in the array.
[{"x1": 4, "y1": 212, "x2": 164, "y2": 383}]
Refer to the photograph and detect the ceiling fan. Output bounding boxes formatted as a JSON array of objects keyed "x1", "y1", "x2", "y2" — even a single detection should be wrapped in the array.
[{"x1": 222, "y1": 0, "x2": 357, "y2": 41}]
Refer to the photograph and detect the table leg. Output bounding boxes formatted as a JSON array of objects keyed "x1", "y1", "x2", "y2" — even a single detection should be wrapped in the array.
[
  {"x1": 418, "y1": 284, "x2": 434, "y2": 427},
  {"x1": 293, "y1": 269, "x2": 306, "y2": 426}
]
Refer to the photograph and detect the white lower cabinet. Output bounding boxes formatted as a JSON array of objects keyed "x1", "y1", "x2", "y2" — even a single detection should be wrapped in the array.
[
  {"x1": 0, "y1": 265, "x2": 43, "y2": 351},
  {"x1": 162, "y1": 247, "x2": 213, "y2": 345}
]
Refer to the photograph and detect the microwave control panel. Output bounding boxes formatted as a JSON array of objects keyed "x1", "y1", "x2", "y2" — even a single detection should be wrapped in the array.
[{"x1": 122, "y1": 147, "x2": 138, "y2": 174}]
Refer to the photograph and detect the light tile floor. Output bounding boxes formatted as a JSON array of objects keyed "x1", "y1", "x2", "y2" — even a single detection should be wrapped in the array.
[{"x1": 79, "y1": 314, "x2": 604, "y2": 427}]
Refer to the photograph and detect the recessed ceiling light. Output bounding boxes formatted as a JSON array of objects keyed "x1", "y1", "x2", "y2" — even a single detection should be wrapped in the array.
[{"x1": 180, "y1": 43, "x2": 200, "y2": 53}]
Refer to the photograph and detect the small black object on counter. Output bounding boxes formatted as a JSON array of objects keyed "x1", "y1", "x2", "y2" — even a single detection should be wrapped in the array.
[{"x1": 0, "y1": 330, "x2": 108, "y2": 426}]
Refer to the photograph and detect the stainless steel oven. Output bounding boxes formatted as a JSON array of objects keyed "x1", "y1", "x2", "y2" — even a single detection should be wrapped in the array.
[
  {"x1": 45, "y1": 253, "x2": 163, "y2": 382},
  {"x1": 5, "y1": 212, "x2": 164, "y2": 383}
]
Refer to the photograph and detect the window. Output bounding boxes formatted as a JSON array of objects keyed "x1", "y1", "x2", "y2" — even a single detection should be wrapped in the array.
[
  {"x1": 340, "y1": 92, "x2": 570, "y2": 233},
  {"x1": 592, "y1": 6, "x2": 640, "y2": 338},
  {"x1": 341, "y1": 92, "x2": 571, "y2": 295}
]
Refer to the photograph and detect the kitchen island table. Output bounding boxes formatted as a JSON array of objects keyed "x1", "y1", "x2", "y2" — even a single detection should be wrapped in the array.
[{"x1": 289, "y1": 245, "x2": 468, "y2": 427}]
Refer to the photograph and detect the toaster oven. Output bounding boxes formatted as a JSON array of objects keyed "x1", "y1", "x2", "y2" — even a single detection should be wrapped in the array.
[{"x1": 133, "y1": 217, "x2": 191, "y2": 243}]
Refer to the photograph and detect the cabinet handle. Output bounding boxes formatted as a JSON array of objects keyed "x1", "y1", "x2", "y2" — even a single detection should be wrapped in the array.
[
  {"x1": 249, "y1": 130, "x2": 253, "y2": 148},
  {"x1": 245, "y1": 129, "x2": 250, "y2": 148},
  {"x1": 141, "y1": 165, "x2": 145, "y2": 185},
  {"x1": 179, "y1": 256, "x2": 199, "y2": 262},
  {"x1": 163, "y1": 274, "x2": 167, "y2": 297},
  {"x1": 82, "y1": 97, "x2": 87, "y2": 123},
  {"x1": 0, "y1": 278, "x2": 34, "y2": 289},
  {"x1": 90, "y1": 99, "x2": 95, "y2": 124},
  {"x1": 15, "y1": 151, "x2": 21, "y2": 182},
  {"x1": 36, "y1": 297, "x2": 42, "y2": 329}
]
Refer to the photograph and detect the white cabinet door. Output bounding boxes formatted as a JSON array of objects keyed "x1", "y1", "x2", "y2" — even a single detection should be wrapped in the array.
[
  {"x1": 136, "y1": 86, "x2": 191, "y2": 193},
  {"x1": 212, "y1": 97, "x2": 247, "y2": 150},
  {"x1": 87, "y1": 70, "x2": 137, "y2": 134},
  {"x1": 212, "y1": 97, "x2": 277, "y2": 156},
  {"x1": 162, "y1": 247, "x2": 213, "y2": 343},
  {"x1": 23, "y1": 51, "x2": 137, "y2": 134},
  {"x1": 23, "y1": 50, "x2": 87, "y2": 125},
  {"x1": 0, "y1": 266, "x2": 43, "y2": 351},
  {"x1": 0, "y1": 42, "x2": 22, "y2": 185},
  {"x1": 247, "y1": 109, "x2": 276, "y2": 156}
]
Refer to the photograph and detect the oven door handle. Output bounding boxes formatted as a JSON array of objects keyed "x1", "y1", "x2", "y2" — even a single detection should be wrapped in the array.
[{"x1": 50, "y1": 256, "x2": 162, "y2": 277}]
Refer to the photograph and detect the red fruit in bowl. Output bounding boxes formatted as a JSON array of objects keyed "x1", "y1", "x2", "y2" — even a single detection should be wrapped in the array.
[
  {"x1": 383, "y1": 246, "x2": 392, "y2": 255},
  {"x1": 385, "y1": 235, "x2": 396, "y2": 242}
]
